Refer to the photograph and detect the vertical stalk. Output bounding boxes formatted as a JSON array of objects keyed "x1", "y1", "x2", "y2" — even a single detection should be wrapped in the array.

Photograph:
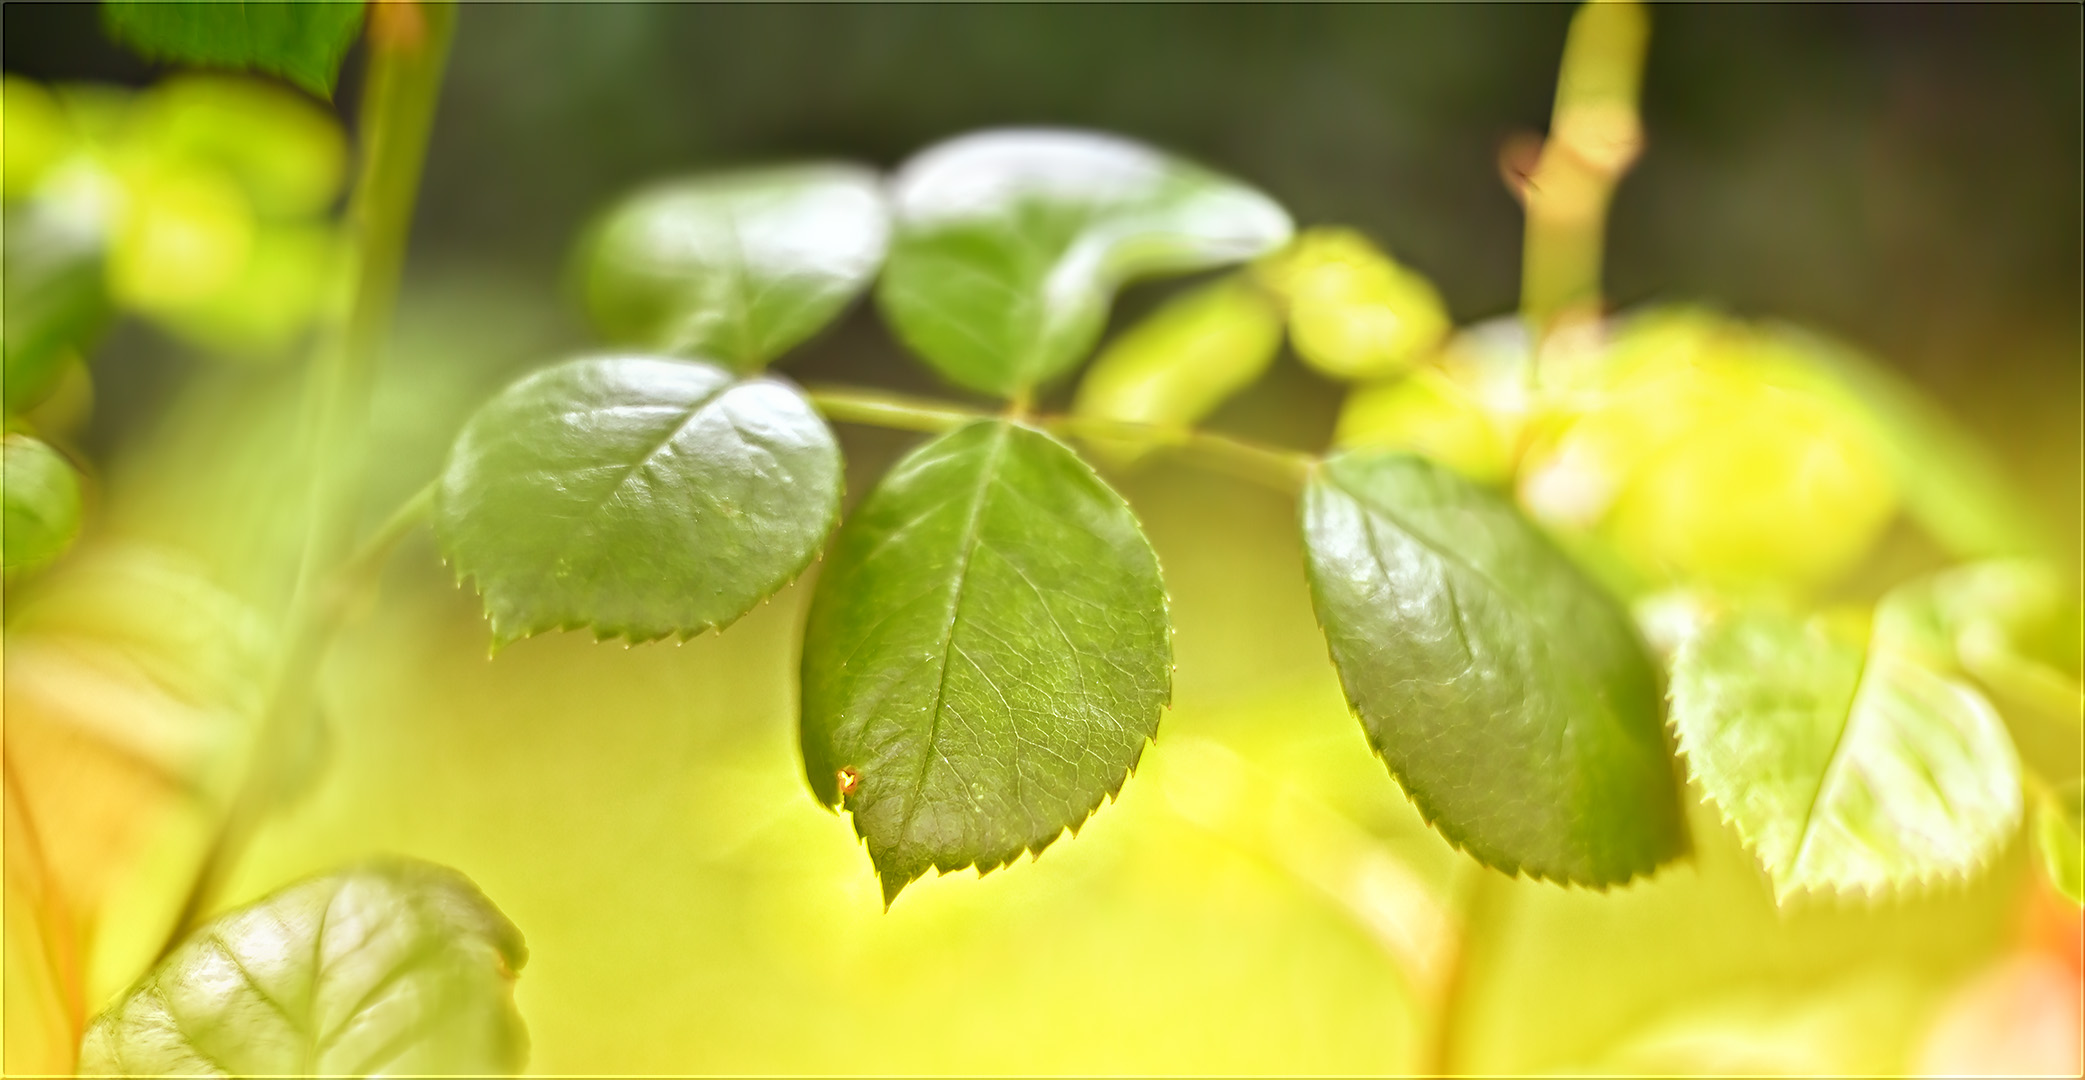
[
  {"x1": 1424, "y1": 866, "x2": 1510, "y2": 1076},
  {"x1": 158, "y1": 0, "x2": 456, "y2": 954},
  {"x1": 1517, "y1": 0, "x2": 1648, "y2": 347}
]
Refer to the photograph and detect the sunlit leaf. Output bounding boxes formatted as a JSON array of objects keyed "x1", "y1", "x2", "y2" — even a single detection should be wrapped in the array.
[
  {"x1": 2038, "y1": 781, "x2": 2083, "y2": 905},
  {"x1": 79, "y1": 858, "x2": 528, "y2": 1076},
  {"x1": 878, "y1": 128, "x2": 1292, "y2": 398},
  {"x1": 102, "y1": 1, "x2": 367, "y2": 99},
  {"x1": 108, "y1": 159, "x2": 256, "y2": 313},
  {"x1": 436, "y1": 355, "x2": 842, "y2": 646},
  {"x1": 1300, "y1": 449, "x2": 1685, "y2": 885},
  {"x1": 1071, "y1": 274, "x2": 1282, "y2": 459},
  {"x1": 1518, "y1": 310, "x2": 1897, "y2": 589},
  {"x1": 3, "y1": 206, "x2": 111, "y2": 415},
  {"x1": 800, "y1": 420, "x2": 1171, "y2": 902},
  {"x1": 1669, "y1": 608, "x2": 2023, "y2": 901},
  {"x1": 581, "y1": 165, "x2": 890, "y2": 371},
  {"x1": 1257, "y1": 226, "x2": 1451, "y2": 381},
  {"x1": 3, "y1": 434, "x2": 84, "y2": 571}
]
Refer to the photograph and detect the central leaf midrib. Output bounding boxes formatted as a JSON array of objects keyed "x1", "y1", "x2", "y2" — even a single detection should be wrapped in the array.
[
  {"x1": 898, "y1": 421, "x2": 1014, "y2": 852},
  {"x1": 1785, "y1": 632, "x2": 1874, "y2": 879},
  {"x1": 574, "y1": 374, "x2": 734, "y2": 525}
]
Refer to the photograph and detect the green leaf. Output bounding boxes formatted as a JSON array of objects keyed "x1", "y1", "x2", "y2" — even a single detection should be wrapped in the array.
[
  {"x1": 1299, "y1": 450, "x2": 1684, "y2": 885},
  {"x1": 580, "y1": 165, "x2": 890, "y2": 372},
  {"x1": 1669, "y1": 608, "x2": 2024, "y2": 901},
  {"x1": 435, "y1": 355, "x2": 842, "y2": 646},
  {"x1": 800, "y1": 420, "x2": 1171, "y2": 903},
  {"x1": 1256, "y1": 226, "x2": 1452, "y2": 381},
  {"x1": 79, "y1": 858, "x2": 528, "y2": 1076},
  {"x1": 2037, "y1": 780, "x2": 2084, "y2": 905},
  {"x1": 1875, "y1": 559, "x2": 2082, "y2": 725},
  {"x1": 1071, "y1": 274, "x2": 1282, "y2": 459},
  {"x1": 3, "y1": 434, "x2": 83, "y2": 572},
  {"x1": 878, "y1": 129, "x2": 1293, "y2": 398},
  {"x1": 3, "y1": 206, "x2": 112, "y2": 416},
  {"x1": 102, "y1": 1, "x2": 367, "y2": 99}
]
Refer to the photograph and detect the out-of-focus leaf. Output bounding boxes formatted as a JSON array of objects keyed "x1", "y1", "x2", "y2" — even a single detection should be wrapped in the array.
[
  {"x1": 1071, "y1": 275, "x2": 1281, "y2": 459},
  {"x1": 436, "y1": 355, "x2": 842, "y2": 646},
  {"x1": 4, "y1": 545, "x2": 271, "y2": 1010},
  {"x1": 107, "y1": 158, "x2": 256, "y2": 313},
  {"x1": 878, "y1": 129, "x2": 1291, "y2": 398},
  {"x1": 1518, "y1": 310, "x2": 1898, "y2": 589},
  {"x1": 3, "y1": 434, "x2": 84, "y2": 571},
  {"x1": 1769, "y1": 323, "x2": 2049, "y2": 560},
  {"x1": 79, "y1": 858, "x2": 529, "y2": 1076},
  {"x1": 1299, "y1": 449, "x2": 1685, "y2": 885},
  {"x1": 3, "y1": 76, "x2": 75, "y2": 197},
  {"x1": 1876, "y1": 559, "x2": 2082, "y2": 727},
  {"x1": 3, "y1": 205, "x2": 111, "y2": 415},
  {"x1": 1670, "y1": 608, "x2": 2023, "y2": 901},
  {"x1": 1257, "y1": 227, "x2": 1450, "y2": 381},
  {"x1": 800, "y1": 420, "x2": 1171, "y2": 903},
  {"x1": 1335, "y1": 368, "x2": 1514, "y2": 485},
  {"x1": 127, "y1": 74, "x2": 347, "y2": 216},
  {"x1": 1567, "y1": 973, "x2": 1932, "y2": 1076},
  {"x1": 581, "y1": 165, "x2": 890, "y2": 371},
  {"x1": 101, "y1": 1, "x2": 368, "y2": 99},
  {"x1": 1915, "y1": 953, "x2": 2083, "y2": 1076},
  {"x1": 157, "y1": 222, "x2": 340, "y2": 356},
  {"x1": 2038, "y1": 781, "x2": 2084, "y2": 905}
]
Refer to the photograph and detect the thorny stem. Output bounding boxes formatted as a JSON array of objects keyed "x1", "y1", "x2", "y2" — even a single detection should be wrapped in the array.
[
  {"x1": 159, "y1": 2, "x2": 456, "y2": 955},
  {"x1": 805, "y1": 385, "x2": 1315, "y2": 493}
]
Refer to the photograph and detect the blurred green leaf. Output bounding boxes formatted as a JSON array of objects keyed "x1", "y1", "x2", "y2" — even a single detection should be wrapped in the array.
[
  {"x1": 581, "y1": 165, "x2": 890, "y2": 372},
  {"x1": 1071, "y1": 274, "x2": 1281, "y2": 458},
  {"x1": 436, "y1": 355, "x2": 841, "y2": 646},
  {"x1": 157, "y1": 222, "x2": 341, "y2": 357},
  {"x1": 101, "y1": 1, "x2": 367, "y2": 99},
  {"x1": 3, "y1": 434, "x2": 83, "y2": 571},
  {"x1": 79, "y1": 858, "x2": 528, "y2": 1076},
  {"x1": 3, "y1": 206, "x2": 111, "y2": 415},
  {"x1": 878, "y1": 129, "x2": 1291, "y2": 398},
  {"x1": 127, "y1": 75, "x2": 348, "y2": 217},
  {"x1": 1300, "y1": 450, "x2": 1684, "y2": 885},
  {"x1": 1875, "y1": 559, "x2": 2082, "y2": 729},
  {"x1": 1670, "y1": 608, "x2": 2023, "y2": 901},
  {"x1": 2038, "y1": 781, "x2": 2084, "y2": 904},
  {"x1": 3, "y1": 76, "x2": 76, "y2": 196},
  {"x1": 1334, "y1": 368, "x2": 1516, "y2": 485},
  {"x1": 1257, "y1": 227, "x2": 1450, "y2": 381},
  {"x1": 800, "y1": 420, "x2": 1171, "y2": 903},
  {"x1": 1769, "y1": 323, "x2": 2049, "y2": 560}
]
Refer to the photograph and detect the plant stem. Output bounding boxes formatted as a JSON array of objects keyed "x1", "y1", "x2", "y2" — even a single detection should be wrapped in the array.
[
  {"x1": 1516, "y1": 0, "x2": 1648, "y2": 346},
  {"x1": 805, "y1": 384, "x2": 1315, "y2": 493},
  {"x1": 1425, "y1": 865, "x2": 1509, "y2": 1076},
  {"x1": 158, "y1": 2, "x2": 456, "y2": 955}
]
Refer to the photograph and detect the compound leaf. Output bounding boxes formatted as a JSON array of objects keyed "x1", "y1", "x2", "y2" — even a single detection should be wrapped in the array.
[
  {"x1": 79, "y1": 858, "x2": 527, "y2": 1076},
  {"x1": 1300, "y1": 450, "x2": 1685, "y2": 885},
  {"x1": 2038, "y1": 780, "x2": 2084, "y2": 905},
  {"x1": 878, "y1": 128, "x2": 1292, "y2": 398},
  {"x1": 800, "y1": 420, "x2": 1171, "y2": 903},
  {"x1": 3, "y1": 434, "x2": 83, "y2": 572},
  {"x1": 1670, "y1": 608, "x2": 2023, "y2": 901},
  {"x1": 580, "y1": 165, "x2": 890, "y2": 371},
  {"x1": 436, "y1": 355, "x2": 842, "y2": 646},
  {"x1": 102, "y1": 1, "x2": 367, "y2": 99}
]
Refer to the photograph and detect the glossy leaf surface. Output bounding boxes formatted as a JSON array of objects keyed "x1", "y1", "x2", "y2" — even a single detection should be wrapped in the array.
[
  {"x1": 1300, "y1": 450, "x2": 1684, "y2": 884},
  {"x1": 1670, "y1": 609, "x2": 2023, "y2": 900},
  {"x1": 878, "y1": 129, "x2": 1292, "y2": 397},
  {"x1": 581, "y1": 165, "x2": 889, "y2": 371},
  {"x1": 436, "y1": 355, "x2": 842, "y2": 645},
  {"x1": 79, "y1": 858, "x2": 528, "y2": 1076},
  {"x1": 2039, "y1": 781, "x2": 2084, "y2": 905},
  {"x1": 102, "y1": 1, "x2": 367, "y2": 98},
  {"x1": 800, "y1": 420, "x2": 1171, "y2": 902},
  {"x1": 3, "y1": 434, "x2": 83, "y2": 571}
]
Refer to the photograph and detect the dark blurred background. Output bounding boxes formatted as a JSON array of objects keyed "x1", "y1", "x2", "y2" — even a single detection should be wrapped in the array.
[{"x1": 10, "y1": 2, "x2": 2080, "y2": 530}]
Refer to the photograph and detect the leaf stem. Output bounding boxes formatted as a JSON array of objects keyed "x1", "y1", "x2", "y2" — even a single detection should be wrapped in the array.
[
  {"x1": 1425, "y1": 865, "x2": 1509, "y2": 1075},
  {"x1": 157, "y1": 2, "x2": 456, "y2": 955},
  {"x1": 804, "y1": 384, "x2": 1315, "y2": 493}
]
